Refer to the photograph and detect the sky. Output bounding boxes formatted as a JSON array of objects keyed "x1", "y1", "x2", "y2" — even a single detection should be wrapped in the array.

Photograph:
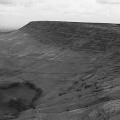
[{"x1": 0, "y1": 0, "x2": 120, "y2": 30}]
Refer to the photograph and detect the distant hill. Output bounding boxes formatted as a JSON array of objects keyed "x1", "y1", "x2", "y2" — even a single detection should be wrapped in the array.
[
  {"x1": 0, "y1": 21, "x2": 120, "y2": 120},
  {"x1": 0, "y1": 30, "x2": 15, "y2": 36}
]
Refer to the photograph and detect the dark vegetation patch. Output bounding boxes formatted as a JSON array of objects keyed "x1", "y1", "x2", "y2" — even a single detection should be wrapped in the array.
[{"x1": 0, "y1": 81, "x2": 43, "y2": 119}]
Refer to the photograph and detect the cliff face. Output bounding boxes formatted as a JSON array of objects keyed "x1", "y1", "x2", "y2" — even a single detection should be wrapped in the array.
[{"x1": 0, "y1": 21, "x2": 120, "y2": 120}]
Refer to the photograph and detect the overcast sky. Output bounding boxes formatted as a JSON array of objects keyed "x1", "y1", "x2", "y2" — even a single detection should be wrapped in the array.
[{"x1": 0, "y1": 0, "x2": 120, "y2": 30}]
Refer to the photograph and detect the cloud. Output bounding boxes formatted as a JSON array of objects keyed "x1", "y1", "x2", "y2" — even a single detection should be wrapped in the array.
[
  {"x1": 14, "y1": 0, "x2": 40, "y2": 7},
  {"x1": 0, "y1": 0, "x2": 13, "y2": 5},
  {"x1": 0, "y1": 0, "x2": 40, "y2": 7},
  {"x1": 0, "y1": 0, "x2": 41, "y2": 15},
  {"x1": 97, "y1": 0, "x2": 120, "y2": 4}
]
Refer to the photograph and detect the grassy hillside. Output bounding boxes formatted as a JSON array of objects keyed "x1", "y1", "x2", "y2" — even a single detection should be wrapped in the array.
[{"x1": 0, "y1": 21, "x2": 120, "y2": 120}]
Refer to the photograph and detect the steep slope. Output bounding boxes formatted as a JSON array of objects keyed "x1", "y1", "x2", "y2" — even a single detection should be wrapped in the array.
[{"x1": 0, "y1": 21, "x2": 120, "y2": 120}]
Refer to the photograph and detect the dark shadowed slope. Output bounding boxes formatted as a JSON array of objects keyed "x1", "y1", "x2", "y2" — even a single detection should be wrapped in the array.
[
  {"x1": 0, "y1": 21, "x2": 120, "y2": 120},
  {"x1": 20, "y1": 21, "x2": 120, "y2": 52}
]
